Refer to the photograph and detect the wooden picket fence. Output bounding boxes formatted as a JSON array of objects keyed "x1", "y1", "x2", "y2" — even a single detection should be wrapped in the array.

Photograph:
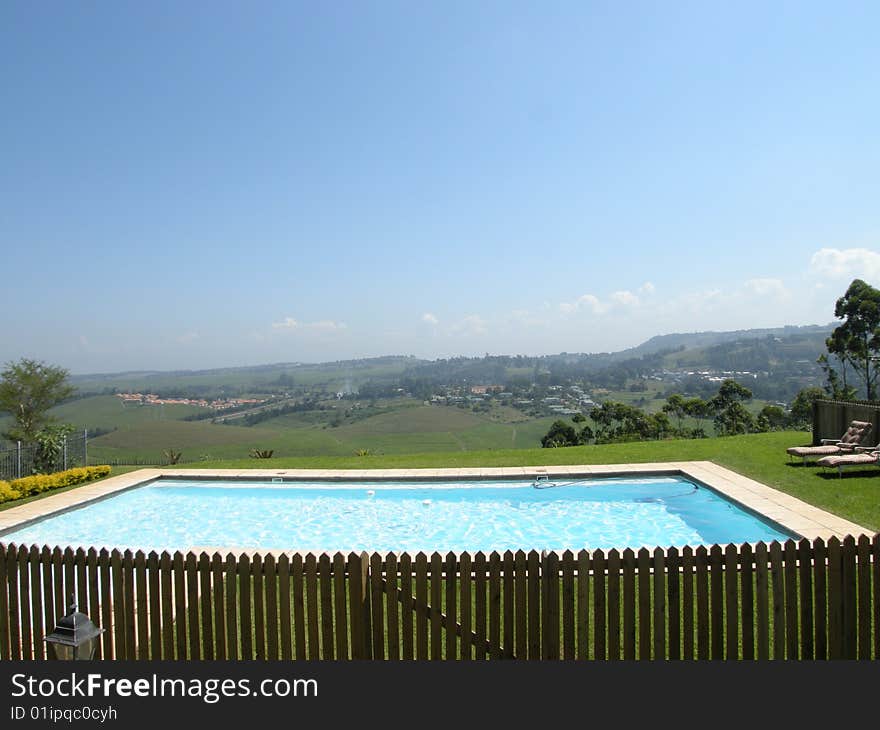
[{"x1": 1, "y1": 536, "x2": 878, "y2": 660}]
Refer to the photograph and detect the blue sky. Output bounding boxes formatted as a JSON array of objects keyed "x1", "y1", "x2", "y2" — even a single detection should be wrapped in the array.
[{"x1": 2, "y1": 2, "x2": 879, "y2": 373}]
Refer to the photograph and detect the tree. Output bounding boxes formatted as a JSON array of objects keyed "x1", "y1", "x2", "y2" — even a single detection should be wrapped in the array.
[
  {"x1": 715, "y1": 401, "x2": 755, "y2": 435},
  {"x1": 817, "y1": 353, "x2": 857, "y2": 401},
  {"x1": 709, "y1": 379, "x2": 754, "y2": 436},
  {"x1": 826, "y1": 279, "x2": 880, "y2": 400},
  {"x1": 0, "y1": 359, "x2": 75, "y2": 443},
  {"x1": 662, "y1": 394, "x2": 687, "y2": 434},
  {"x1": 789, "y1": 387, "x2": 824, "y2": 430},
  {"x1": 541, "y1": 420, "x2": 578, "y2": 448},
  {"x1": 756, "y1": 404, "x2": 786, "y2": 432}
]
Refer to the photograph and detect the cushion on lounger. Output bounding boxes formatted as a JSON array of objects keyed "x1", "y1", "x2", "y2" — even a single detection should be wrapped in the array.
[
  {"x1": 839, "y1": 421, "x2": 872, "y2": 445},
  {"x1": 816, "y1": 452, "x2": 879, "y2": 468},
  {"x1": 787, "y1": 445, "x2": 845, "y2": 457}
]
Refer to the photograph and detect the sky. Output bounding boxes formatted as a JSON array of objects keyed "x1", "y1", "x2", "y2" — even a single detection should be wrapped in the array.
[{"x1": 2, "y1": 1, "x2": 879, "y2": 374}]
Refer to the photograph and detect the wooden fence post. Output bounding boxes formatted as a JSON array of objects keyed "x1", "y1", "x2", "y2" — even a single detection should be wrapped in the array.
[{"x1": 347, "y1": 552, "x2": 372, "y2": 660}]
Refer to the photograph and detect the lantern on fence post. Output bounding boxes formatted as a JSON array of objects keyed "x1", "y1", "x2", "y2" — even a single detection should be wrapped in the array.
[{"x1": 44, "y1": 597, "x2": 104, "y2": 660}]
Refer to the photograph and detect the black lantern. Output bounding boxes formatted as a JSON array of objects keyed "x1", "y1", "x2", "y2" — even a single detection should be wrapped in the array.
[{"x1": 44, "y1": 598, "x2": 104, "y2": 660}]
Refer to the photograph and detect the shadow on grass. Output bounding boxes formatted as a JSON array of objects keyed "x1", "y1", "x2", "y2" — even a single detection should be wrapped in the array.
[{"x1": 816, "y1": 469, "x2": 880, "y2": 480}]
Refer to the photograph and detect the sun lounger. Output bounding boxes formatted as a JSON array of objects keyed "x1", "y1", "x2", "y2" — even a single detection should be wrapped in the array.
[
  {"x1": 786, "y1": 420, "x2": 873, "y2": 465},
  {"x1": 816, "y1": 449, "x2": 880, "y2": 477}
]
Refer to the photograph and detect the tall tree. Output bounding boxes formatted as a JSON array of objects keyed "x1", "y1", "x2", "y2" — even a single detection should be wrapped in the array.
[
  {"x1": 0, "y1": 359, "x2": 75, "y2": 442},
  {"x1": 826, "y1": 279, "x2": 880, "y2": 401},
  {"x1": 709, "y1": 379, "x2": 754, "y2": 436}
]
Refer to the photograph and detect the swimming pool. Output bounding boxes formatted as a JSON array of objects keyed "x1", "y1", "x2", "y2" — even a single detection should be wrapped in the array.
[{"x1": 0, "y1": 475, "x2": 795, "y2": 552}]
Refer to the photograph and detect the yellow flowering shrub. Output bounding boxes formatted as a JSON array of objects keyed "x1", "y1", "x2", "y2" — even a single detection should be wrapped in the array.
[
  {"x1": 0, "y1": 481, "x2": 20, "y2": 503},
  {"x1": 2, "y1": 465, "x2": 111, "y2": 503}
]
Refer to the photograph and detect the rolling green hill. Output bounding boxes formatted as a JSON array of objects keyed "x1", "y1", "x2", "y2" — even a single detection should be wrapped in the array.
[{"x1": 85, "y1": 404, "x2": 561, "y2": 462}]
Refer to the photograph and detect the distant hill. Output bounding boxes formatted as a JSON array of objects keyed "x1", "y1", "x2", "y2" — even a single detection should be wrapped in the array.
[
  {"x1": 64, "y1": 325, "x2": 837, "y2": 398},
  {"x1": 627, "y1": 324, "x2": 835, "y2": 358}
]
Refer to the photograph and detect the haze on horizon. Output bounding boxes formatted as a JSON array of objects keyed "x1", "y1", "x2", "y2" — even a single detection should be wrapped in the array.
[{"x1": 2, "y1": 3, "x2": 879, "y2": 375}]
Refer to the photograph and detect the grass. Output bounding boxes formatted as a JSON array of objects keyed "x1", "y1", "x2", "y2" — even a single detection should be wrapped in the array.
[{"x1": 85, "y1": 402, "x2": 561, "y2": 461}]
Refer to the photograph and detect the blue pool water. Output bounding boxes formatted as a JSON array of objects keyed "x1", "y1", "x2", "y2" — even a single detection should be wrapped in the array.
[{"x1": 0, "y1": 477, "x2": 795, "y2": 552}]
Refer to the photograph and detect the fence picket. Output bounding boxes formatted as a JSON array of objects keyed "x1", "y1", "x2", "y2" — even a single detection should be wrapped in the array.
[
  {"x1": 239, "y1": 554, "x2": 253, "y2": 660},
  {"x1": 185, "y1": 552, "x2": 200, "y2": 661},
  {"x1": 740, "y1": 543, "x2": 754, "y2": 660},
  {"x1": 7, "y1": 546, "x2": 20, "y2": 660},
  {"x1": 709, "y1": 545, "x2": 724, "y2": 660},
  {"x1": 160, "y1": 552, "x2": 174, "y2": 660},
  {"x1": 503, "y1": 551, "x2": 515, "y2": 660},
  {"x1": 252, "y1": 554, "x2": 265, "y2": 661},
  {"x1": 526, "y1": 550, "x2": 540, "y2": 660},
  {"x1": 783, "y1": 541, "x2": 798, "y2": 660},
  {"x1": 769, "y1": 542, "x2": 785, "y2": 660},
  {"x1": 278, "y1": 554, "x2": 291, "y2": 661},
  {"x1": 18, "y1": 548, "x2": 32, "y2": 660},
  {"x1": 842, "y1": 536, "x2": 857, "y2": 659},
  {"x1": 42, "y1": 547, "x2": 56, "y2": 659},
  {"x1": 292, "y1": 554, "x2": 305, "y2": 660},
  {"x1": 857, "y1": 536, "x2": 871, "y2": 660},
  {"x1": 623, "y1": 548, "x2": 636, "y2": 661},
  {"x1": 399, "y1": 553, "x2": 414, "y2": 660},
  {"x1": 203, "y1": 552, "x2": 218, "y2": 661},
  {"x1": 224, "y1": 553, "x2": 238, "y2": 660},
  {"x1": 539, "y1": 550, "x2": 558, "y2": 660},
  {"x1": 667, "y1": 547, "x2": 680, "y2": 661},
  {"x1": 415, "y1": 552, "x2": 429, "y2": 660},
  {"x1": 593, "y1": 549, "x2": 606, "y2": 661},
  {"x1": 827, "y1": 537, "x2": 842, "y2": 659},
  {"x1": 576, "y1": 550, "x2": 590, "y2": 661},
  {"x1": 0, "y1": 544, "x2": 9, "y2": 661},
  {"x1": 446, "y1": 552, "x2": 458, "y2": 661},
  {"x1": 264, "y1": 553, "x2": 278, "y2": 661},
  {"x1": 148, "y1": 552, "x2": 162, "y2": 660},
  {"x1": 430, "y1": 553, "x2": 443, "y2": 660},
  {"x1": 345, "y1": 552, "x2": 368, "y2": 660},
  {"x1": 29, "y1": 546, "x2": 43, "y2": 660},
  {"x1": 695, "y1": 546, "x2": 709, "y2": 660},
  {"x1": 459, "y1": 552, "x2": 472, "y2": 661},
  {"x1": 53, "y1": 547, "x2": 65, "y2": 639},
  {"x1": 724, "y1": 544, "x2": 738, "y2": 660},
  {"x1": 332, "y1": 553, "x2": 348, "y2": 661},
  {"x1": 370, "y1": 552, "x2": 384, "y2": 660},
  {"x1": 319, "y1": 553, "x2": 334, "y2": 660},
  {"x1": 172, "y1": 552, "x2": 187, "y2": 660},
  {"x1": 654, "y1": 547, "x2": 667, "y2": 661},
  {"x1": 638, "y1": 548, "x2": 651, "y2": 660},
  {"x1": 754, "y1": 542, "x2": 769, "y2": 660},
  {"x1": 812, "y1": 539, "x2": 827, "y2": 660},
  {"x1": 681, "y1": 546, "x2": 694, "y2": 661},
  {"x1": 135, "y1": 551, "x2": 148, "y2": 659},
  {"x1": 304, "y1": 554, "x2": 318, "y2": 660},
  {"x1": 797, "y1": 539, "x2": 813, "y2": 660},
  {"x1": 607, "y1": 549, "x2": 621, "y2": 661},
  {"x1": 489, "y1": 552, "x2": 502, "y2": 661},
  {"x1": 113, "y1": 550, "x2": 129, "y2": 660}
]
